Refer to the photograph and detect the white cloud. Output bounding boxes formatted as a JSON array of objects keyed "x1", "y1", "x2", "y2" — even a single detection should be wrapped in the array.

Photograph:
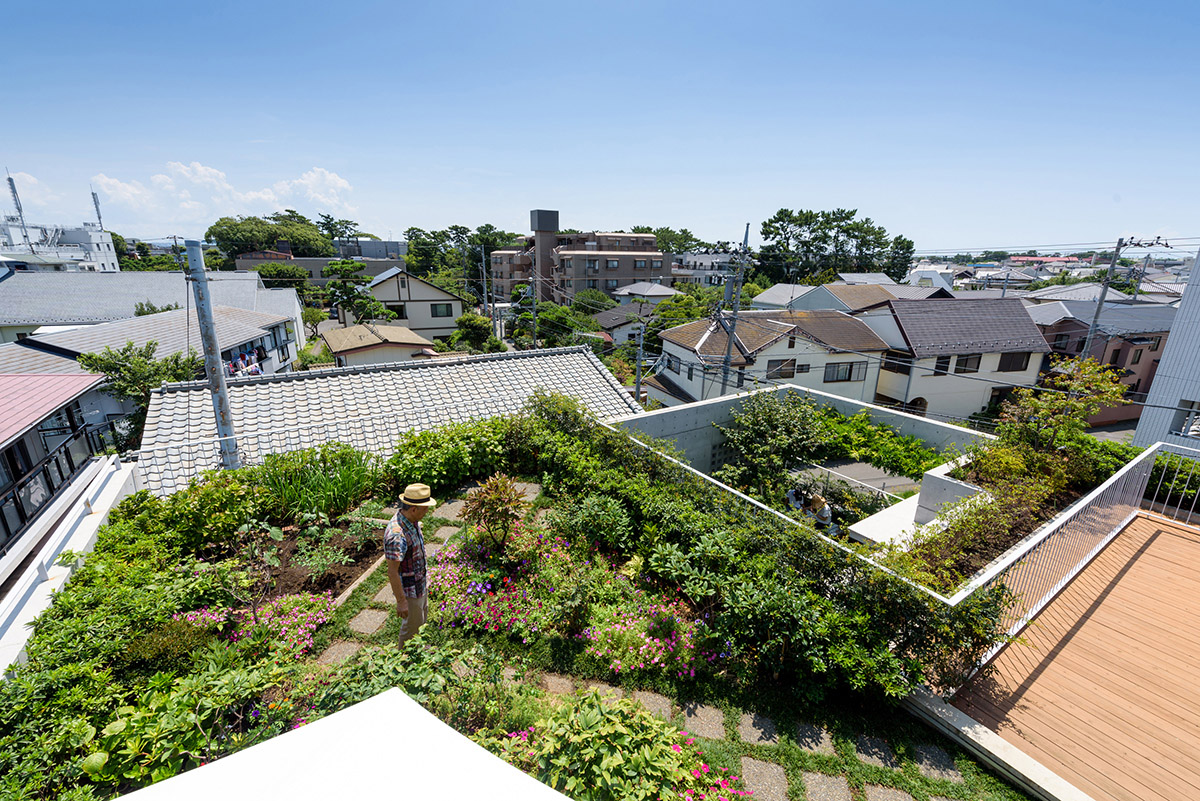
[
  {"x1": 8, "y1": 172, "x2": 61, "y2": 207},
  {"x1": 90, "y1": 162, "x2": 357, "y2": 234}
]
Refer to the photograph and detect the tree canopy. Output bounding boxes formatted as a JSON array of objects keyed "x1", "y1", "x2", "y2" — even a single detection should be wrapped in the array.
[
  {"x1": 630, "y1": 225, "x2": 709, "y2": 255},
  {"x1": 404, "y1": 224, "x2": 519, "y2": 302},
  {"x1": 758, "y1": 208, "x2": 915, "y2": 283},
  {"x1": 205, "y1": 210, "x2": 334, "y2": 258},
  {"x1": 321, "y1": 260, "x2": 395, "y2": 323}
]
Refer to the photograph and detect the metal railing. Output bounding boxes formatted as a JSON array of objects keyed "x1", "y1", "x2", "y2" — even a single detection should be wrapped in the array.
[{"x1": 0, "y1": 420, "x2": 123, "y2": 556}]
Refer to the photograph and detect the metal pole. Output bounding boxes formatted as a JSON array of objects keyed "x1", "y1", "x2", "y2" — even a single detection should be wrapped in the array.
[
  {"x1": 1133, "y1": 254, "x2": 1150, "y2": 303},
  {"x1": 719, "y1": 224, "x2": 751, "y2": 394},
  {"x1": 185, "y1": 239, "x2": 241, "y2": 470},
  {"x1": 634, "y1": 325, "x2": 644, "y2": 404},
  {"x1": 1082, "y1": 238, "x2": 1124, "y2": 359},
  {"x1": 480, "y1": 244, "x2": 490, "y2": 318}
]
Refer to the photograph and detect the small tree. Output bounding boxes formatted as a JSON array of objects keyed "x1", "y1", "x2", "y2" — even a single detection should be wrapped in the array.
[
  {"x1": 995, "y1": 357, "x2": 1128, "y2": 454},
  {"x1": 77, "y1": 341, "x2": 203, "y2": 449},
  {"x1": 462, "y1": 473, "x2": 527, "y2": 551},
  {"x1": 571, "y1": 288, "x2": 617, "y2": 313},
  {"x1": 322, "y1": 259, "x2": 395, "y2": 324},
  {"x1": 302, "y1": 306, "x2": 325, "y2": 339},
  {"x1": 452, "y1": 312, "x2": 493, "y2": 351}
]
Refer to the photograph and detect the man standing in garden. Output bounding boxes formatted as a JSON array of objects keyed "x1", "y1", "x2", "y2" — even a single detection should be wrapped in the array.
[{"x1": 385, "y1": 483, "x2": 437, "y2": 645}]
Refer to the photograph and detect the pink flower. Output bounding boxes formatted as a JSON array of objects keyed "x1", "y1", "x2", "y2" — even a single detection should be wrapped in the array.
[{"x1": 672, "y1": 744, "x2": 682, "y2": 752}]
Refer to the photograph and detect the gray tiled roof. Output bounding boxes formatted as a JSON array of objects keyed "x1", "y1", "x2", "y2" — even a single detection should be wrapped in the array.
[
  {"x1": 592, "y1": 302, "x2": 655, "y2": 330},
  {"x1": 837, "y1": 272, "x2": 896, "y2": 285},
  {"x1": 889, "y1": 298, "x2": 1051, "y2": 358},
  {"x1": 1024, "y1": 282, "x2": 1130, "y2": 303},
  {"x1": 1028, "y1": 300, "x2": 1177, "y2": 335},
  {"x1": 0, "y1": 270, "x2": 300, "y2": 326},
  {"x1": 752, "y1": 284, "x2": 819, "y2": 307},
  {"x1": 0, "y1": 342, "x2": 88, "y2": 374},
  {"x1": 138, "y1": 347, "x2": 642, "y2": 495},
  {"x1": 22, "y1": 306, "x2": 290, "y2": 358}
]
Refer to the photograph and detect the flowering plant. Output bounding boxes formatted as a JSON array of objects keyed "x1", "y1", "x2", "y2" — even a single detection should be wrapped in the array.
[{"x1": 174, "y1": 591, "x2": 335, "y2": 658}]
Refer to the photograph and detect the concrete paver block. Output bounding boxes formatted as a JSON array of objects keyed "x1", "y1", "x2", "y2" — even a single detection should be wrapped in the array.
[
  {"x1": 514, "y1": 481, "x2": 542, "y2": 501},
  {"x1": 435, "y1": 500, "x2": 466, "y2": 522},
  {"x1": 632, "y1": 690, "x2": 671, "y2": 719},
  {"x1": 316, "y1": 640, "x2": 362, "y2": 665},
  {"x1": 803, "y1": 772, "x2": 851, "y2": 801},
  {"x1": 681, "y1": 702, "x2": 725, "y2": 739},
  {"x1": 540, "y1": 673, "x2": 574, "y2": 695},
  {"x1": 864, "y1": 785, "x2": 913, "y2": 801},
  {"x1": 433, "y1": 525, "x2": 459, "y2": 542},
  {"x1": 914, "y1": 744, "x2": 963, "y2": 782},
  {"x1": 796, "y1": 722, "x2": 836, "y2": 755},
  {"x1": 740, "y1": 757, "x2": 787, "y2": 801},
  {"x1": 856, "y1": 734, "x2": 899, "y2": 769},
  {"x1": 738, "y1": 712, "x2": 778, "y2": 744},
  {"x1": 348, "y1": 608, "x2": 389, "y2": 635},
  {"x1": 373, "y1": 584, "x2": 396, "y2": 604}
]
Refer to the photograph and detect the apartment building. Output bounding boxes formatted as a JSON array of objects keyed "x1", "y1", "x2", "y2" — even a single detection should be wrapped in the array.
[
  {"x1": 489, "y1": 210, "x2": 669, "y2": 304},
  {"x1": 0, "y1": 218, "x2": 119, "y2": 272},
  {"x1": 671, "y1": 252, "x2": 737, "y2": 287}
]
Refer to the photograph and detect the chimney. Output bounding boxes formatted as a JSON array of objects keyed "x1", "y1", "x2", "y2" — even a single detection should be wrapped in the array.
[{"x1": 530, "y1": 210, "x2": 558, "y2": 302}]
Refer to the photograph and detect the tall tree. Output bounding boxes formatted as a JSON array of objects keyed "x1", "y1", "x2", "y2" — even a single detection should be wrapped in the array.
[
  {"x1": 884, "y1": 235, "x2": 916, "y2": 281},
  {"x1": 631, "y1": 225, "x2": 706, "y2": 255},
  {"x1": 758, "y1": 208, "x2": 906, "y2": 283},
  {"x1": 322, "y1": 260, "x2": 395, "y2": 323},
  {"x1": 206, "y1": 214, "x2": 333, "y2": 257}
]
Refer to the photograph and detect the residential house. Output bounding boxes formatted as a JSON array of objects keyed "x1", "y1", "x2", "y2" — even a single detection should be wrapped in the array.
[
  {"x1": 1028, "y1": 301, "x2": 1174, "y2": 423},
  {"x1": 321, "y1": 324, "x2": 435, "y2": 367},
  {"x1": 647, "y1": 310, "x2": 889, "y2": 406},
  {"x1": 489, "y1": 210, "x2": 670, "y2": 303},
  {"x1": 592, "y1": 302, "x2": 655, "y2": 346},
  {"x1": 672, "y1": 253, "x2": 738, "y2": 287},
  {"x1": 1135, "y1": 256, "x2": 1200, "y2": 447},
  {"x1": 904, "y1": 269, "x2": 953, "y2": 291},
  {"x1": 0, "y1": 269, "x2": 305, "y2": 348},
  {"x1": 611, "y1": 282, "x2": 681, "y2": 305},
  {"x1": 837, "y1": 272, "x2": 896, "y2": 285},
  {"x1": 750, "y1": 284, "x2": 820, "y2": 310},
  {"x1": 14, "y1": 306, "x2": 298, "y2": 378},
  {"x1": 783, "y1": 283, "x2": 953, "y2": 313},
  {"x1": 860, "y1": 298, "x2": 1049, "y2": 419},
  {"x1": 0, "y1": 217, "x2": 119, "y2": 272},
  {"x1": 339, "y1": 267, "x2": 466, "y2": 339},
  {"x1": 964, "y1": 267, "x2": 1040, "y2": 291}
]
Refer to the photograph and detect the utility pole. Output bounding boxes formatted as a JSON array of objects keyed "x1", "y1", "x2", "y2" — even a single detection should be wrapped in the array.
[
  {"x1": 1082, "y1": 238, "x2": 1125, "y2": 360},
  {"x1": 1000, "y1": 269, "x2": 1011, "y2": 298},
  {"x1": 185, "y1": 240, "x2": 241, "y2": 470},
  {"x1": 634, "y1": 325, "x2": 644, "y2": 405},
  {"x1": 6, "y1": 173, "x2": 33, "y2": 253},
  {"x1": 1132, "y1": 254, "x2": 1151, "y2": 303},
  {"x1": 480, "y1": 244, "x2": 490, "y2": 318},
  {"x1": 719, "y1": 223, "x2": 751, "y2": 395}
]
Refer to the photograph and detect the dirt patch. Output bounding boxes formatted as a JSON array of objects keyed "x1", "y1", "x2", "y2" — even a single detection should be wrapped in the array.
[{"x1": 271, "y1": 520, "x2": 385, "y2": 598}]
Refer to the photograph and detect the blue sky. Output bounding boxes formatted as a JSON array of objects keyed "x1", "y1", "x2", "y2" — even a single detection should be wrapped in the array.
[{"x1": 5, "y1": 0, "x2": 1199, "y2": 253}]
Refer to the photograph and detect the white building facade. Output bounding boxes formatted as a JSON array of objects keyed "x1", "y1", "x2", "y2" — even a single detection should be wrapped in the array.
[{"x1": 0, "y1": 218, "x2": 119, "y2": 272}]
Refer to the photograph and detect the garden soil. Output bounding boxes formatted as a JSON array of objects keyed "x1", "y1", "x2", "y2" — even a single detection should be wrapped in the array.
[{"x1": 272, "y1": 521, "x2": 385, "y2": 598}]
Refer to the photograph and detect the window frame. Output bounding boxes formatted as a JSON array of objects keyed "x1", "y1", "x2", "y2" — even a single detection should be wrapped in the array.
[
  {"x1": 766, "y1": 358, "x2": 797, "y2": 379},
  {"x1": 933, "y1": 354, "x2": 951, "y2": 375},
  {"x1": 430, "y1": 303, "x2": 454, "y2": 318},
  {"x1": 997, "y1": 352, "x2": 1031, "y2": 372},
  {"x1": 823, "y1": 361, "x2": 867, "y2": 383},
  {"x1": 954, "y1": 353, "x2": 981, "y2": 374}
]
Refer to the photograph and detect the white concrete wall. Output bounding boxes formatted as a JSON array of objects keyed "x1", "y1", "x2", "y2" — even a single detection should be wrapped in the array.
[
  {"x1": 876, "y1": 353, "x2": 1042, "y2": 420},
  {"x1": 337, "y1": 345, "x2": 425, "y2": 367},
  {"x1": 1135, "y1": 260, "x2": 1200, "y2": 448}
]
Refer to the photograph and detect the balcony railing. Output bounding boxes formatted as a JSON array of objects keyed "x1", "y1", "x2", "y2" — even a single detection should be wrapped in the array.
[{"x1": 0, "y1": 420, "x2": 125, "y2": 556}]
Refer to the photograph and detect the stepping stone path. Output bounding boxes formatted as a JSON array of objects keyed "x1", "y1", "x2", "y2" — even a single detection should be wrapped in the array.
[
  {"x1": 348, "y1": 608, "x2": 389, "y2": 635},
  {"x1": 740, "y1": 757, "x2": 788, "y2": 801},
  {"x1": 738, "y1": 712, "x2": 778, "y2": 744},
  {"x1": 856, "y1": 735, "x2": 900, "y2": 769},
  {"x1": 632, "y1": 690, "x2": 671, "y2": 719},
  {"x1": 540, "y1": 673, "x2": 574, "y2": 695},
  {"x1": 502, "y1": 666, "x2": 519, "y2": 685},
  {"x1": 803, "y1": 772, "x2": 851, "y2": 801},
  {"x1": 681, "y1": 702, "x2": 725, "y2": 739},
  {"x1": 435, "y1": 500, "x2": 466, "y2": 522},
  {"x1": 514, "y1": 481, "x2": 541, "y2": 501},
  {"x1": 864, "y1": 786, "x2": 913, "y2": 801},
  {"x1": 316, "y1": 640, "x2": 362, "y2": 665},
  {"x1": 796, "y1": 722, "x2": 836, "y2": 755},
  {"x1": 914, "y1": 744, "x2": 963, "y2": 782},
  {"x1": 434, "y1": 526, "x2": 459, "y2": 542},
  {"x1": 373, "y1": 584, "x2": 395, "y2": 604}
]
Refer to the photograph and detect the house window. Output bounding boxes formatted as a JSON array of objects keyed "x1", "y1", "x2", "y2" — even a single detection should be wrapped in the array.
[
  {"x1": 1053, "y1": 333, "x2": 1069, "y2": 349},
  {"x1": 606, "y1": 259, "x2": 619, "y2": 270},
  {"x1": 795, "y1": 363, "x2": 810, "y2": 373},
  {"x1": 687, "y1": 365, "x2": 694, "y2": 381},
  {"x1": 767, "y1": 359, "x2": 796, "y2": 379},
  {"x1": 565, "y1": 279, "x2": 573, "y2": 288},
  {"x1": 431, "y1": 303, "x2": 454, "y2": 318},
  {"x1": 737, "y1": 369, "x2": 745, "y2": 388},
  {"x1": 1109, "y1": 349, "x2": 1121, "y2": 365},
  {"x1": 605, "y1": 279, "x2": 619, "y2": 289},
  {"x1": 1131, "y1": 349, "x2": 1142, "y2": 365},
  {"x1": 1075, "y1": 338, "x2": 1085, "y2": 352},
  {"x1": 387, "y1": 303, "x2": 407, "y2": 319},
  {"x1": 787, "y1": 336, "x2": 795, "y2": 349},
  {"x1": 954, "y1": 354, "x2": 981, "y2": 374},
  {"x1": 666, "y1": 354, "x2": 680, "y2": 373},
  {"x1": 635, "y1": 259, "x2": 647, "y2": 269},
  {"x1": 652, "y1": 259, "x2": 662, "y2": 269},
  {"x1": 587, "y1": 258, "x2": 598, "y2": 271},
  {"x1": 823, "y1": 361, "x2": 867, "y2": 383},
  {"x1": 998, "y1": 352, "x2": 1031, "y2": 372},
  {"x1": 1150, "y1": 336, "x2": 1162, "y2": 352},
  {"x1": 562, "y1": 258, "x2": 573, "y2": 270},
  {"x1": 933, "y1": 355, "x2": 951, "y2": 375},
  {"x1": 882, "y1": 351, "x2": 912, "y2": 375},
  {"x1": 587, "y1": 279, "x2": 598, "y2": 289}
]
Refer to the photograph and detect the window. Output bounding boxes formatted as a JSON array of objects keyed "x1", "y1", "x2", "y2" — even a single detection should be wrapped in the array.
[
  {"x1": 737, "y1": 369, "x2": 745, "y2": 388},
  {"x1": 605, "y1": 279, "x2": 619, "y2": 289},
  {"x1": 823, "y1": 361, "x2": 867, "y2": 383},
  {"x1": 933, "y1": 355, "x2": 951, "y2": 375},
  {"x1": 587, "y1": 258, "x2": 598, "y2": 271},
  {"x1": 881, "y1": 351, "x2": 912, "y2": 375},
  {"x1": 666, "y1": 354, "x2": 680, "y2": 373},
  {"x1": 386, "y1": 303, "x2": 407, "y2": 319},
  {"x1": 767, "y1": 359, "x2": 796, "y2": 379},
  {"x1": 998, "y1": 352, "x2": 1031, "y2": 372},
  {"x1": 606, "y1": 259, "x2": 619, "y2": 270},
  {"x1": 787, "y1": 336, "x2": 795, "y2": 349},
  {"x1": 613, "y1": 239, "x2": 621, "y2": 246},
  {"x1": 1174, "y1": 400, "x2": 1200, "y2": 438},
  {"x1": 652, "y1": 259, "x2": 662, "y2": 269},
  {"x1": 795, "y1": 363, "x2": 810, "y2": 373},
  {"x1": 1075, "y1": 338, "x2": 1085, "y2": 353},
  {"x1": 634, "y1": 259, "x2": 646, "y2": 269},
  {"x1": 431, "y1": 303, "x2": 454, "y2": 318},
  {"x1": 1131, "y1": 349, "x2": 1143, "y2": 365},
  {"x1": 561, "y1": 258, "x2": 573, "y2": 270},
  {"x1": 587, "y1": 279, "x2": 598, "y2": 289},
  {"x1": 565, "y1": 279, "x2": 573, "y2": 288},
  {"x1": 1053, "y1": 333, "x2": 1069, "y2": 349},
  {"x1": 954, "y1": 354, "x2": 981, "y2": 374},
  {"x1": 1109, "y1": 349, "x2": 1121, "y2": 365},
  {"x1": 687, "y1": 365, "x2": 694, "y2": 381},
  {"x1": 1150, "y1": 336, "x2": 1162, "y2": 352}
]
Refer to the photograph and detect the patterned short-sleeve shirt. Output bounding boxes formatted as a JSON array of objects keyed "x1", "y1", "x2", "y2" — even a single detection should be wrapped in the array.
[{"x1": 383, "y1": 512, "x2": 426, "y2": 599}]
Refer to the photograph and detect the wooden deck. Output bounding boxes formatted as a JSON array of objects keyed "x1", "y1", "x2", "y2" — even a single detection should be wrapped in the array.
[{"x1": 953, "y1": 514, "x2": 1200, "y2": 801}]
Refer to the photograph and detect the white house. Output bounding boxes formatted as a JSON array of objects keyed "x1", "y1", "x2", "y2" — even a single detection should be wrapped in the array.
[
  {"x1": 321, "y1": 324, "x2": 436, "y2": 367},
  {"x1": 647, "y1": 309, "x2": 889, "y2": 406},
  {"x1": 858, "y1": 298, "x2": 1049, "y2": 420},
  {"x1": 340, "y1": 267, "x2": 466, "y2": 339},
  {"x1": 0, "y1": 218, "x2": 119, "y2": 272},
  {"x1": 592, "y1": 302, "x2": 655, "y2": 346},
  {"x1": 1135, "y1": 261, "x2": 1200, "y2": 448},
  {"x1": 611, "y1": 281, "x2": 681, "y2": 305}
]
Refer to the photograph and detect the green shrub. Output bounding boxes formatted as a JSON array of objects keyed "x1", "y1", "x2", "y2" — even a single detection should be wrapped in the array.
[
  {"x1": 162, "y1": 471, "x2": 267, "y2": 554},
  {"x1": 244, "y1": 442, "x2": 381, "y2": 521},
  {"x1": 382, "y1": 418, "x2": 508, "y2": 496},
  {"x1": 462, "y1": 473, "x2": 528, "y2": 550},
  {"x1": 124, "y1": 619, "x2": 217, "y2": 676},
  {"x1": 548, "y1": 494, "x2": 634, "y2": 552}
]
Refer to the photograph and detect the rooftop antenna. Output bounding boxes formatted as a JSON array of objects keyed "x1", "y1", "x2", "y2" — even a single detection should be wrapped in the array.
[
  {"x1": 6, "y1": 170, "x2": 34, "y2": 253},
  {"x1": 91, "y1": 187, "x2": 104, "y2": 230}
]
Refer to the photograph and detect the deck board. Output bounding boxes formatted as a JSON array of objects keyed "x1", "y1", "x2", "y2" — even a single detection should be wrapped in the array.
[{"x1": 953, "y1": 515, "x2": 1200, "y2": 801}]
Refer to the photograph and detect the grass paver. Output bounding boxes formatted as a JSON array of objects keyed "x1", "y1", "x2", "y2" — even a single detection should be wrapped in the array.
[
  {"x1": 796, "y1": 721, "x2": 836, "y2": 755},
  {"x1": 913, "y1": 743, "x2": 963, "y2": 782},
  {"x1": 540, "y1": 673, "x2": 574, "y2": 695},
  {"x1": 864, "y1": 785, "x2": 913, "y2": 801},
  {"x1": 435, "y1": 500, "x2": 466, "y2": 521},
  {"x1": 856, "y1": 734, "x2": 899, "y2": 769},
  {"x1": 315, "y1": 640, "x2": 362, "y2": 665},
  {"x1": 737, "y1": 711, "x2": 778, "y2": 744},
  {"x1": 348, "y1": 608, "x2": 389, "y2": 635},
  {"x1": 681, "y1": 701, "x2": 725, "y2": 739},
  {"x1": 740, "y1": 757, "x2": 787, "y2": 801},
  {"x1": 632, "y1": 690, "x2": 671, "y2": 719},
  {"x1": 803, "y1": 771, "x2": 851, "y2": 801}
]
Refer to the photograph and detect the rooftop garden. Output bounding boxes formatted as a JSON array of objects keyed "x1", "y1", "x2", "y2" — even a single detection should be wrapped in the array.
[{"x1": 1, "y1": 394, "x2": 1029, "y2": 801}]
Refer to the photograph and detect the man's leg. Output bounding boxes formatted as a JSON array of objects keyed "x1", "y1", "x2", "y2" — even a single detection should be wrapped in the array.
[{"x1": 397, "y1": 594, "x2": 428, "y2": 646}]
